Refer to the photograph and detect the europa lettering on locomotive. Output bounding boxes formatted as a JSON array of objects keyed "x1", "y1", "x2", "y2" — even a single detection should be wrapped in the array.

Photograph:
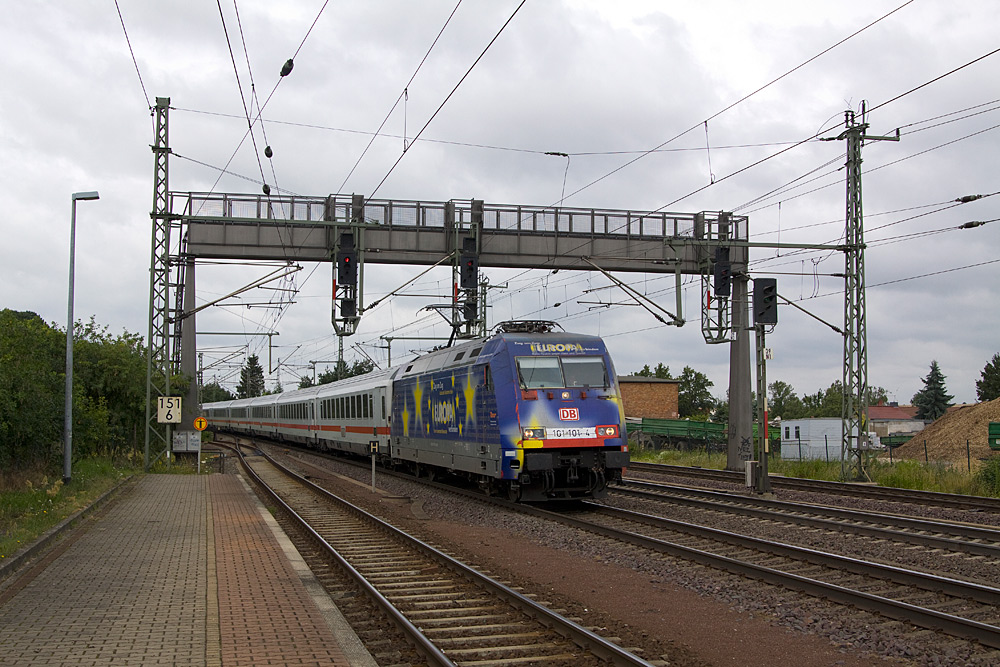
[{"x1": 528, "y1": 342, "x2": 585, "y2": 354}]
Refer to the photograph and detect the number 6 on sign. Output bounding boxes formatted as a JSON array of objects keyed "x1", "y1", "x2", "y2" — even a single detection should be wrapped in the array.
[{"x1": 157, "y1": 397, "x2": 182, "y2": 424}]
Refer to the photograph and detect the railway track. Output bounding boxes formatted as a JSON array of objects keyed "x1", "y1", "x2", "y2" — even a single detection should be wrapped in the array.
[
  {"x1": 227, "y1": 439, "x2": 658, "y2": 667},
  {"x1": 626, "y1": 461, "x2": 1000, "y2": 513},
  {"x1": 613, "y1": 479, "x2": 1000, "y2": 562},
  {"x1": 514, "y1": 500, "x2": 1000, "y2": 650}
]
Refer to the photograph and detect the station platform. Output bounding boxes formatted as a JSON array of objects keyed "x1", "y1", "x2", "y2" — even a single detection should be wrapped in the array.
[{"x1": 0, "y1": 474, "x2": 377, "y2": 667}]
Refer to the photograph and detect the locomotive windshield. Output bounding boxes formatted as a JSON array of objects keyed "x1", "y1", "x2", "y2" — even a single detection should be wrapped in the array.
[
  {"x1": 516, "y1": 355, "x2": 609, "y2": 389},
  {"x1": 562, "y1": 356, "x2": 608, "y2": 388}
]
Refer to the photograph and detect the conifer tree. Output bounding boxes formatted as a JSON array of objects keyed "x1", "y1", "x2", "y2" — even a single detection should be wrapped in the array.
[
  {"x1": 236, "y1": 354, "x2": 266, "y2": 398},
  {"x1": 912, "y1": 360, "x2": 953, "y2": 420},
  {"x1": 976, "y1": 353, "x2": 1000, "y2": 402}
]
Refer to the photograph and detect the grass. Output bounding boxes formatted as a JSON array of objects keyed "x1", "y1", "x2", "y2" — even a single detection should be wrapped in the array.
[
  {"x1": 0, "y1": 458, "x2": 139, "y2": 562},
  {"x1": 631, "y1": 446, "x2": 1000, "y2": 498}
]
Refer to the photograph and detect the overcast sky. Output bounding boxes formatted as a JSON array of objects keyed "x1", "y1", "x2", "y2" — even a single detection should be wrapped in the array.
[{"x1": 2, "y1": 0, "x2": 998, "y2": 406}]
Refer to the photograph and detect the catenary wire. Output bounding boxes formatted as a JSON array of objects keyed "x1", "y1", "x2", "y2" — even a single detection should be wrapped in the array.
[
  {"x1": 337, "y1": 0, "x2": 464, "y2": 193},
  {"x1": 367, "y1": 0, "x2": 528, "y2": 200},
  {"x1": 114, "y1": 0, "x2": 151, "y2": 109}
]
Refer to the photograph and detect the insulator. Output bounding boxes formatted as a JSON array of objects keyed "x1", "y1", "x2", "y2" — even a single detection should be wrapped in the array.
[
  {"x1": 280, "y1": 59, "x2": 294, "y2": 77},
  {"x1": 264, "y1": 146, "x2": 273, "y2": 159},
  {"x1": 262, "y1": 183, "x2": 271, "y2": 195}
]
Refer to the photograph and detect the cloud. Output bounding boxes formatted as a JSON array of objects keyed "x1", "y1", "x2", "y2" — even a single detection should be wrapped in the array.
[{"x1": 2, "y1": 0, "x2": 998, "y2": 405}]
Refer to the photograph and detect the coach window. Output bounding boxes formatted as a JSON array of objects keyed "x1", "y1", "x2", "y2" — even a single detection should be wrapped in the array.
[{"x1": 381, "y1": 395, "x2": 386, "y2": 420}]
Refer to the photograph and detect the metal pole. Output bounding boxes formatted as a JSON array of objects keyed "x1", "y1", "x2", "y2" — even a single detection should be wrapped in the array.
[
  {"x1": 754, "y1": 324, "x2": 771, "y2": 493},
  {"x1": 64, "y1": 191, "x2": 99, "y2": 485}
]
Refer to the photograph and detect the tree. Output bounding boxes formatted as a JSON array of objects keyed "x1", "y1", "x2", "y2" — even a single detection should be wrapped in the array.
[
  {"x1": 317, "y1": 358, "x2": 376, "y2": 385},
  {"x1": 236, "y1": 354, "x2": 265, "y2": 398},
  {"x1": 676, "y1": 365, "x2": 715, "y2": 418},
  {"x1": 976, "y1": 353, "x2": 1000, "y2": 402},
  {"x1": 713, "y1": 391, "x2": 729, "y2": 423},
  {"x1": 867, "y1": 385, "x2": 889, "y2": 406},
  {"x1": 912, "y1": 360, "x2": 953, "y2": 421},
  {"x1": 0, "y1": 310, "x2": 148, "y2": 469},
  {"x1": 635, "y1": 363, "x2": 671, "y2": 379},
  {"x1": 800, "y1": 381, "x2": 843, "y2": 418},
  {"x1": 202, "y1": 381, "x2": 234, "y2": 403},
  {"x1": 0, "y1": 310, "x2": 64, "y2": 467},
  {"x1": 768, "y1": 380, "x2": 805, "y2": 420},
  {"x1": 298, "y1": 375, "x2": 315, "y2": 389},
  {"x1": 72, "y1": 317, "x2": 147, "y2": 458}
]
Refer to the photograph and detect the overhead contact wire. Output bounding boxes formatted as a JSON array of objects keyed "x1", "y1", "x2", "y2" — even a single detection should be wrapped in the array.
[{"x1": 368, "y1": 0, "x2": 528, "y2": 200}]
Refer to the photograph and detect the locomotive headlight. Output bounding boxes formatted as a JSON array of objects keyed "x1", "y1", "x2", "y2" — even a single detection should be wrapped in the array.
[
  {"x1": 522, "y1": 427, "x2": 545, "y2": 440},
  {"x1": 597, "y1": 425, "x2": 618, "y2": 437}
]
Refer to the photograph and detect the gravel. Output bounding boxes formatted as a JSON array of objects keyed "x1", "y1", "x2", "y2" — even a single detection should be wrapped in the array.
[{"x1": 268, "y1": 447, "x2": 1000, "y2": 667}]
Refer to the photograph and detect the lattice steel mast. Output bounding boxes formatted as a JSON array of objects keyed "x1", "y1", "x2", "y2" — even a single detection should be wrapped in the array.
[
  {"x1": 838, "y1": 106, "x2": 898, "y2": 480},
  {"x1": 144, "y1": 97, "x2": 173, "y2": 469}
]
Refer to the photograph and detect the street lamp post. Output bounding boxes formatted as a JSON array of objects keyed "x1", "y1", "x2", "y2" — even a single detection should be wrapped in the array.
[{"x1": 64, "y1": 190, "x2": 100, "y2": 485}]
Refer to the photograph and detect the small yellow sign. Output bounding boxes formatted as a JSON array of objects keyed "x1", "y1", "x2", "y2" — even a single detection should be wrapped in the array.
[{"x1": 194, "y1": 417, "x2": 208, "y2": 432}]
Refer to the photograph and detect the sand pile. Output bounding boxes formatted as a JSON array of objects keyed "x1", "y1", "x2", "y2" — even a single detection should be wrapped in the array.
[{"x1": 891, "y1": 397, "x2": 1000, "y2": 464}]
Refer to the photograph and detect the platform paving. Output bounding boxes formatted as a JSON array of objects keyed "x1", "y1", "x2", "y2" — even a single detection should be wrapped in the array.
[{"x1": 0, "y1": 474, "x2": 376, "y2": 667}]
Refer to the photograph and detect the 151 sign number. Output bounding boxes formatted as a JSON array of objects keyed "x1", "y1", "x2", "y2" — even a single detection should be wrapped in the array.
[{"x1": 157, "y1": 397, "x2": 182, "y2": 424}]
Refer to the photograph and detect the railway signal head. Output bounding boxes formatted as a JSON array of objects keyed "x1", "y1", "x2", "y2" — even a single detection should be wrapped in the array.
[
  {"x1": 336, "y1": 232, "x2": 357, "y2": 285},
  {"x1": 753, "y1": 278, "x2": 778, "y2": 325},
  {"x1": 463, "y1": 298, "x2": 477, "y2": 323},
  {"x1": 460, "y1": 253, "x2": 479, "y2": 289},
  {"x1": 713, "y1": 246, "x2": 731, "y2": 297}
]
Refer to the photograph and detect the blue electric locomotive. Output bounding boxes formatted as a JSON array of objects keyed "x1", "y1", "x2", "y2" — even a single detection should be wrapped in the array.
[
  {"x1": 204, "y1": 321, "x2": 629, "y2": 501},
  {"x1": 392, "y1": 321, "x2": 628, "y2": 500}
]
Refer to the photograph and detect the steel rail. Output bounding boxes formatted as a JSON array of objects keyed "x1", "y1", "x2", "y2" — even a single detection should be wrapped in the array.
[
  {"x1": 235, "y1": 440, "x2": 657, "y2": 667},
  {"x1": 627, "y1": 461, "x2": 1000, "y2": 513},
  {"x1": 614, "y1": 480, "x2": 1000, "y2": 557},
  {"x1": 512, "y1": 501, "x2": 1000, "y2": 649},
  {"x1": 248, "y1": 441, "x2": 1000, "y2": 649},
  {"x1": 228, "y1": 442, "x2": 456, "y2": 667}
]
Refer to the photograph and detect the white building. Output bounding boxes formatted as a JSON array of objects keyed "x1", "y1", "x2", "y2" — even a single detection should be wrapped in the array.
[{"x1": 778, "y1": 418, "x2": 881, "y2": 460}]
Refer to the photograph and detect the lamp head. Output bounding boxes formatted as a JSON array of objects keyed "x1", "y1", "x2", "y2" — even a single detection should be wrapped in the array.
[{"x1": 72, "y1": 191, "x2": 100, "y2": 201}]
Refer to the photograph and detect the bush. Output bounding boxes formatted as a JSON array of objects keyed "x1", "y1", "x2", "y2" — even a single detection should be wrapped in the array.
[
  {"x1": 973, "y1": 458, "x2": 1000, "y2": 497},
  {"x1": 0, "y1": 310, "x2": 147, "y2": 472}
]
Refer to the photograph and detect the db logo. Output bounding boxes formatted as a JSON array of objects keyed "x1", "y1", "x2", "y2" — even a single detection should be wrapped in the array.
[{"x1": 558, "y1": 408, "x2": 579, "y2": 421}]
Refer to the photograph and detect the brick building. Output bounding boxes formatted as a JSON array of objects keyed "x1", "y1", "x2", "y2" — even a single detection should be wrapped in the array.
[{"x1": 618, "y1": 376, "x2": 680, "y2": 419}]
